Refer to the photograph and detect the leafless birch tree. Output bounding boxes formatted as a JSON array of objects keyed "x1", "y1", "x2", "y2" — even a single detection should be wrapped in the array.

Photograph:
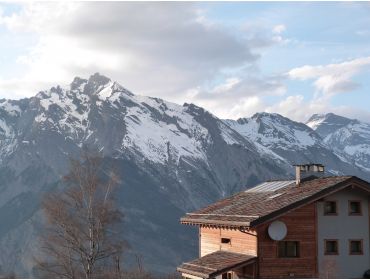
[{"x1": 36, "y1": 149, "x2": 126, "y2": 278}]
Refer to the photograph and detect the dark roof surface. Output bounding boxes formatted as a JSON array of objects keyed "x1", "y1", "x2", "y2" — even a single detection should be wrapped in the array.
[
  {"x1": 181, "y1": 176, "x2": 370, "y2": 228},
  {"x1": 177, "y1": 251, "x2": 256, "y2": 278}
]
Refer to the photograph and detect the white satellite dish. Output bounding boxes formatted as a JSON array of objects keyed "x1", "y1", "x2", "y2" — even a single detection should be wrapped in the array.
[{"x1": 268, "y1": 221, "x2": 287, "y2": 241}]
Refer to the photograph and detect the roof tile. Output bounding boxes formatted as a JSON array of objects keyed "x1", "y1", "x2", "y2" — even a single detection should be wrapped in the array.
[{"x1": 181, "y1": 176, "x2": 358, "y2": 227}]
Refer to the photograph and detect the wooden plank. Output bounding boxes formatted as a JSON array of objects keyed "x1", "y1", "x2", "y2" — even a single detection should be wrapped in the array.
[
  {"x1": 200, "y1": 227, "x2": 257, "y2": 257},
  {"x1": 256, "y1": 203, "x2": 317, "y2": 278}
]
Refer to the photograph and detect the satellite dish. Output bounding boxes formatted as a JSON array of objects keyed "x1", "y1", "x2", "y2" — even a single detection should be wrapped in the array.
[{"x1": 268, "y1": 221, "x2": 287, "y2": 241}]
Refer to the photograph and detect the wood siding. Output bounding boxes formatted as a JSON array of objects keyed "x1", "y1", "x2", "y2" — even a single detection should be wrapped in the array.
[
  {"x1": 200, "y1": 227, "x2": 257, "y2": 257},
  {"x1": 256, "y1": 203, "x2": 318, "y2": 278}
]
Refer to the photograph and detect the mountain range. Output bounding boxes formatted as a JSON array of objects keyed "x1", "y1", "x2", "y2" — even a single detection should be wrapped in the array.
[{"x1": 0, "y1": 73, "x2": 368, "y2": 276}]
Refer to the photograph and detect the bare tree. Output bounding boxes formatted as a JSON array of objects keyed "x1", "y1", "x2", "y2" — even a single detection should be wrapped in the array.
[{"x1": 35, "y1": 149, "x2": 126, "y2": 278}]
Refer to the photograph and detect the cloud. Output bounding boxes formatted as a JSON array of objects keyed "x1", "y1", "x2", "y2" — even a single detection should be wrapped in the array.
[
  {"x1": 2, "y1": 3, "x2": 367, "y2": 123},
  {"x1": 187, "y1": 73, "x2": 287, "y2": 119},
  {"x1": 265, "y1": 95, "x2": 325, "y2": 122},
  {"x1": 264, "y1": 94, "x2": 370, "y2": 123},
  {"x1": 241, "y1": 21, "x2": 289, "y2": 49},
  {"x1": 0, "y1": 2, "x2": 259, "y2": 101},
  {"x1": 212, "y1": 78, "x2": 241, "y2": 94},
  {"x1": 288, "y1": 57, "x2": 370, "y2": 98},
  {"x1": 272, "y1": 24, "x2": 286, "y2": 34}
]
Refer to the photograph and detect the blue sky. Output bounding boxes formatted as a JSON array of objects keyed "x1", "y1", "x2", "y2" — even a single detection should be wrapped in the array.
[{"x1": 0, "y1": 2, "x2": 369, "y2": 122}]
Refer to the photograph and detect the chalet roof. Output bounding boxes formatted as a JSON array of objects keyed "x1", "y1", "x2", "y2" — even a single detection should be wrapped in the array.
[
  {"x1": 181, "y1": 176, "x2": 370, "y2": 228},
  {"x1": 177, "y1": 251, "x2": 256, "y2": 278}
]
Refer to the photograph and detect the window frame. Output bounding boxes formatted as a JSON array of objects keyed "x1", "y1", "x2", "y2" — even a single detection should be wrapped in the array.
[
  {"x1": 323, "y1": 200, "x2": 338, "y2": 216},
  {"x1": 277, "y1": 241, "x2": 300, "y2": 258},
  {"x1": 324, "y1": 239, "x2": 339, "y2": 255},
  {"x1": 349, "y1": 239, "x2": 363, "y2": 255},
  {"x1": 348, "y1": 200, "x2": 362, "y2": 216}
]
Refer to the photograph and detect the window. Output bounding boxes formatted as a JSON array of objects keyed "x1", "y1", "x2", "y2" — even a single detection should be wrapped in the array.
[
  {"x1": 349, "y1": 240, "x2": 363, "y2": 255},
  {"x1": 349, "y1": 201, "x2": 362, "y2": 215},
  {"x1": 325, "y1": 240, "x2": 338, "y2": 255},
  {"x1": 324, "y1": 201, "x2": 337, "y2": 215},
  {"x1": 221, "y1": 238, "x2": 231, "y2": 244},
  {"x1": 222, "y1": 272, "x2": 232, "y2": 279},
  {"x1": 278, "y1": 241, "x2": 299, "y2": 258}
]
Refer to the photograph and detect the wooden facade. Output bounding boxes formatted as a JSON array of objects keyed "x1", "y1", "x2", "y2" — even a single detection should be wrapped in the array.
[
  {"x1": 196, "y1": 203, "x2": 318, "y2": 278},
  {"x1": 200, "y1": 227, "x2": 258, "y2": 257},
  {"x1": 256, "y1": 203, "x2": 318, "y2": 278}
]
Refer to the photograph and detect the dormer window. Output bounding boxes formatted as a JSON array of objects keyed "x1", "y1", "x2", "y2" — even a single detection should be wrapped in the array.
[
  {"x1": 324, "y1": 201, "x2": 337, "y2": 215},
  {"x1": 349, "y1": 201, "x2": 362, "y2": 215}
]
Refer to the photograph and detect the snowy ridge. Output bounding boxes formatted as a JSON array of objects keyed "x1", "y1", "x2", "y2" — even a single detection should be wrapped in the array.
[
  {"x1": 306, "y1": 114, "x2": 326, "y2": 130},
  {"x1": 222, "y1": 112, "x2": 368, "y2": 176},
  {"x1": 119, "y1": 94, "x2": 211, "y2": 164},
  {"x1": 322, "y1": 119, "x2": 370, "y2": 171},
  {"x1": 225, "y1": 113, "x2": 322, "y2": 150},
  {"x1": 20, "y1": 74, "x2": 214, "y2": 166}
]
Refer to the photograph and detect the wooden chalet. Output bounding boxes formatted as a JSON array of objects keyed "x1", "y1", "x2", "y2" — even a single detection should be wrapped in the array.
[{"x1": 177, "y1": 164, "x2": 370, "y2": 278}]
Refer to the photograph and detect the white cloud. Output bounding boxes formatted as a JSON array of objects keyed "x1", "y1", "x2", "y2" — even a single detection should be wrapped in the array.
[
  {"x1": 212, "y1": 78, "x2": 241, "y2": 94},
  {"x1": 186, "y1": 73, "x2": 287, "y2": 119},
  {"x1": 272, "y1": 24, "x2": 286, "y2": 34},
  {"x1": 0, "y1": 2, "x2": 259, "y2": 101},
  {"x1": 0, "y1": 2, "x2": 293, "y2": 121},
  {"x1": 288, "y1": 56, "x2": 370, "y2": 98},
  {"x1": 266, "y1": 95, "x2": 325, "y2": 122},
  {"x1": 242, "y1": 22, "x2": 290, "y2": 49}
]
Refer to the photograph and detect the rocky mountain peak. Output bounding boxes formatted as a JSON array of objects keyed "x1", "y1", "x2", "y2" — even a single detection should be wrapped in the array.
[
  {"x1": 306, "y1": 113, "x2": 355, "y2": 138},
  {"x1": 251, "y1": 112, "x2": 280, "y2": 120},
  {"x1": 70, "y1": 76, "x2": 88, "y2": 91},
  {"x1": 83, "y1": 73, "x2": 112, "y2": 95}
]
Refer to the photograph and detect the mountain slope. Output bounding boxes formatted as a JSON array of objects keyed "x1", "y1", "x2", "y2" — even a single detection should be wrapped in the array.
[
  {"x1": 0, "y1": 73, "x2": 286, "y2": 276},
  {"x1": 0, "y1": 74, "x2": 368, "y2": 276},
  {"x1": 306, "y1": 113, "x2": 354, "y2": 138},
  {"x1": 224, "y1": 113, "x2": 369, "y2": 178},
  {"x1": 306, "y1": 113, "x2": 370, "y2": 172}
]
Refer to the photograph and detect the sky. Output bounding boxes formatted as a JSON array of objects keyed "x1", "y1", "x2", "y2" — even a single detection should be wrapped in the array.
[{"x1": 0, "y1": 2, "x2": 370, "y2": 122}]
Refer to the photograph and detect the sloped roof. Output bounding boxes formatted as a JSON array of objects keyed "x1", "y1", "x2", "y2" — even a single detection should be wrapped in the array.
[
  {"x1": 177, "y1": 251, "x2": 256, "y2": 278},
  {"x1": 181, "y1": 176, "x2": 370, "y2": 228}
]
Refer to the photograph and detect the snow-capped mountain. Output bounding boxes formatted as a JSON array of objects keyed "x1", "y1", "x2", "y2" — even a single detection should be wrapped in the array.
[
  {"x1": 0, "y1": 74, "x2": 368, "y2": 276},
  {"x1": 306, "y1": 113, "x2": 354, "y2": 138},
  {"x1": 306, "y1": 113, "x2": 370, "y2": 172},
  {"x1": 0, "y1": 74, "x2": 286, "y2": 276},
  {"x1": 224, "y1": 113, "x2": 368, "y2": 177}
]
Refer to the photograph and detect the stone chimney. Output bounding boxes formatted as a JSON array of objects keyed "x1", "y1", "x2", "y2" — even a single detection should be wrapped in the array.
[{"x1": 294, "y1": 164, "x2": 325, "y2": 185}]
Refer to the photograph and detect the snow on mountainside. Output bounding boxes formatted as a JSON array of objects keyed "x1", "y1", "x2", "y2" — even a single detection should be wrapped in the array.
[
  {"x1": 307, "y1": 113, "x2": 370, "y2": 171},
  {"x1": 306, "y1": 113, "x2": 353, "y2": 138},
  {"x1": 224, "y1": 113, "x2": 369, "y2": 178},
  {"x1": 0, "y1": 73, "x2": 368, "y2": 277},
  {"x1": 0, "y1": 73, "x2": 287, "y2": 277},
  {"x1": 225, "y1": 112, "x2": 322, "y2": 150}
]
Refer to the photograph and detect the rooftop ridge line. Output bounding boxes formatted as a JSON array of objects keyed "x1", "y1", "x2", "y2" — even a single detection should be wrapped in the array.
[{"x1": 186, "y1": 213, "x2": 260, "y2": 218}]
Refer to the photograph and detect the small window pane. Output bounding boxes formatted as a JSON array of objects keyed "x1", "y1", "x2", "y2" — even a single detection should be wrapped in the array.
[
  {"x1": 278, "y1": 241, "x2": 299, "y2": 258},
  {"x1": 324, "y1": 201, "x2": 337, "y2": 215},
  {"x1": 325, "y1": 240, "x2": 338, "y2": 255},
  {"x1": 221, "y1": 238, "x2": 231, "y2": 244},
  {"x1": 350, "y1": 240, "x2": 362, "y2": 255},
  {"x1": 349, "y1": 201, "x2": 361, "y2": 215}
]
